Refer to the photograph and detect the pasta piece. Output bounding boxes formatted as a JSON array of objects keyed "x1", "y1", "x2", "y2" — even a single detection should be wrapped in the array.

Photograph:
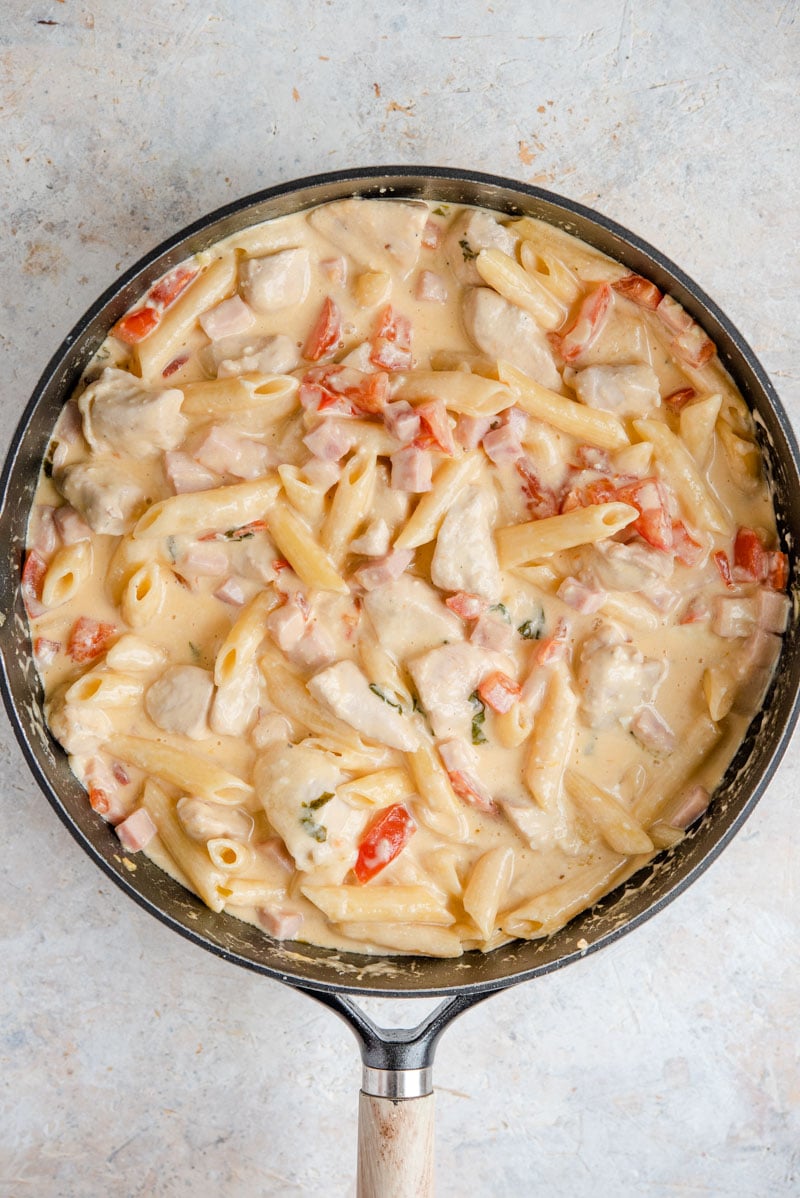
[
  {"x1": 278, "y1": 464, "x2": 329, "y2": 524},
  {"x1": 133, "y1": 477, "x2": 280, "y2": 540},
  {"x1": 565, "y1": 769, "x2": 654, "y2": 855},
  {"x1": 494, "y1": 702, "x2": 534, "y2": 749},
  {"x1": 500, "y1": 855, "x2": 638, "y2": 939},
  {"x1": 406, "y1": 741, "x2": 470, "y2": 843},
  {"x1": 141, "y1": 779, "x2": 229, "y2": 911},
  {"x1": 337, "y1": 768, "x2": 415, "y2": 810},
  {"x1": 65, "y1": 670, "x2": 143, "y2": 708},
  {"x1": 518, "y1": 241, "x2": 582, "y2": 303},
  {"x1": 338, "y1": 922, "x2": 464, "y2": 957},
  {"x1": 716, "y1": 418, "x2": 763, "y2": 494},
  {"x1": 109, "y1": 733, "x2": 252, "y2": 805},
  {"x1": 392, "y1": 371, "x2": 514, "y2": 417},
  {"x1": 509, "y1": 217, "x2": 627, "y2": 283},
  {"x1": 633, "y1": 717, "x2": 721, "y2": 827},
  {"x1": 523, "y1": 665, "x2": 578, "y2": 815},
  {"x1": 121, "y1": 561, "x2": 167, "y2": 629},
  {"x1": 214, "y1": 591, "x2": 278, "y2": 687},
  {"x1": 500, "y1": 361, "x2": 630, "y2": 449},
  {"x1": 496, "y1": 502, "x2": 637, "y2": 567},
  {"x1": 206, "y1": 837, "x2": 253, "y2": 873},
  {"x1": 266, "y1": 498, "x2": 348, "y2": 593},
  {"x1": 462, "y1": 846, "x2": 514, "y2": 939},
  {"x1": 106, "y1": 536, "x2": 159, "y2": 604},
  {"x1": 301, "y1": 884, "x2": 455, "y2": 926},
  {"x1": 393, "y1": 453, "x2": 481, "y2": 549},
  {"x1": 135, "y1": 254, "x2": 238, "y2": 379},
  {"x1": 475, "y1": 247, "x2": 565, "y2": 329},
  {"x1": 633, "y1": 418, "x2": 729, "y2": 533},
  {"x1": 41, "y1": 541, "x2": 93, "y2": 608},
  {"x1": 180, "y1": 373, "x2": 299, "y2": 418},
  {"x1": 322, "y1": 449, "x2": 377, "y2": 564},
  {"x1": 678, "y1": 393, "x2": 722, "y2": 466}
]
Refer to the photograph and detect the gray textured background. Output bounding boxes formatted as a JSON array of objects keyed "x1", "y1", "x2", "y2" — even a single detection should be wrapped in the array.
[{"x1": 1, "y1": 2, "x2": 799, "y2": 1195}]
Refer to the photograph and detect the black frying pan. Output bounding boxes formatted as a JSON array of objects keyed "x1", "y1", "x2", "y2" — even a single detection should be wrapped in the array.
[{"x1": 2, "y1": 167, "x2": 798, "y2": 1195}]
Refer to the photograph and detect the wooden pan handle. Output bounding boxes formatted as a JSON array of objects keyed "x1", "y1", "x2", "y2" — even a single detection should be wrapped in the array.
[{"x1": 357, "y1": 1089, "x2": 435, "y2": 1198}]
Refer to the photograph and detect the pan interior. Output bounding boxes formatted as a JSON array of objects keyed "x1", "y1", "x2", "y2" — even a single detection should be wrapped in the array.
[{"x1": 2, "y1": 167, "x2": 798, "y2": 998}]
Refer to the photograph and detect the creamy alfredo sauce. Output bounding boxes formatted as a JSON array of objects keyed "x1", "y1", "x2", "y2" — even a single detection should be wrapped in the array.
[{"x1": 23, "y1": 198, "x2": 790, "y2": 957}]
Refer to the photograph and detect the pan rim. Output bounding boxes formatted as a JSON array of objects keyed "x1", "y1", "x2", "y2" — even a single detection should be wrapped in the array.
[{"x1": 2, "y1": 164, "x2": 798, "y2": 999}]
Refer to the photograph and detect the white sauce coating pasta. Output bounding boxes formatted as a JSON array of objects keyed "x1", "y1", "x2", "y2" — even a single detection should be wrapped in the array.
[{"x1": 24, "y1": 198, "x2": 791, "y2": 956}]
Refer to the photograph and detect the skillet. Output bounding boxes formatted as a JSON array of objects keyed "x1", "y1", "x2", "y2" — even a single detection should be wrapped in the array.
[{"x1": 1, "y1": 166, "x2": 798, "y2": 1195}]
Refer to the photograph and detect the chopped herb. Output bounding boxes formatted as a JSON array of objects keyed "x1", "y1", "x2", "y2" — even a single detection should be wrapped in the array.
[
  {"x1": 412, "y1": 694, "x2": 425, "y2": 716},
  {"x1": 166, "y1": 535, "x2": 179, "y2": 562},
  {"x1": 459, "y1": 238, "x2": 478, "y2": 261},
  {"x1": 518, "y1": 608, "x2": 545, "y2": 640},
  {"x1": 188, "y1": 641, "x2": 201, "y2": 663},
  {"x1": 489, "y1": 602, "x2": 511, "y2": 623},
  {"x1": 300, "y1": 814, "x2": 328, "y2": 842},
  {"x1": 224, "y1": 527, "x2": 255, "y2": 541},
  {"x1": 306, "y1": 791, "x2": 334, "y2": 811},
  {"x1": 433, "y1": 205, "x2": 448, "y2": 216},
  {"x1": 369, "y1": 682, "x2": 403, "y2": 712},
  {"x1": 469, "y1": 691, "x2": 487, "y2": 745}
]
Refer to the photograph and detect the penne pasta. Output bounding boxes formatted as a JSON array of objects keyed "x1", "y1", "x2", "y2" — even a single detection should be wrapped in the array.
[
  {"x1": 322, "y1": 449, "x2": 377, "y2": 564},
  {"x1": 496, "y1": 502, "x2": 638, "y2": 566},
  {"x1": 500, "y1": 361, "x2": 630, "y2": 449},
  {"x1": 141, "y1": 779, "x2": 229, "y2": 911},
  {"x1": 393, "y1": 452, "x2": 481, "y2": 549},
  {"x1": 214, "y1": 591, "x2": 278, "y2": 686},
  {"x1": 109, "y1": 734, "x2": 253, "y2": 805},
  {"x1": 392, "y1": 371, "x2": 514, "y2": 417},
  {"x1": 135, "y1": 254, "x2": 239, "y2": 379},
  {"x1": 523, "y1": 665, "x2": 578, "y2": 815},
  {"x1": 462, "y1": 846, "x2": 514, "y2": 939},
  {"x1": 301, "y1": 884, "x2": 455, "y2": 926},
  {"x1": 41, "y1": 541, "x2": 93, "y2": 608},
  {"x1": 633, "y1": 418, "x2": 729, "y2": 533},
  {"x1": 121, "y1": 561, "x2": 167, "y2": 629},
  {"x1": 566, "y1": 769, "x2": 654, "y2": 855},
  {"x1": 476, "y1": 247, "x2": 565, "y2": 329},
  {"x1": 133, "y1": 477, "x2": 280, "y2": 540},
  {"x1": 266, "y1": 497, "x2": 348, "y2": 593},
  {"x1": 181, "y1": 373, "x2": 299, "y2": 419}
]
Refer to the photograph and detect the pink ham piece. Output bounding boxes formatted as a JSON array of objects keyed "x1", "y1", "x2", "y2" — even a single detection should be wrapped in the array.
[
  {"x1": 668, "y1": 784, "x2": 711, "y2": 830},
  {"x1": 116, "y1": 807, "x2": 158, "y2": 852},
  {"x1": 421, "y1": 219, "x2": 442, "y2": 249},
  {"x1": 303, "y1": 420, "x2": 355, "y2": 462},
  {"x1": 757, "y1": 588, "x2": 791, "y2": 634},
  {"x1": 630, "y1": 706, "x2": 677, "y2": 754},
  {"x1": 258, "y1": 905, "x2": 304, "y2": 940},
  {"x1": 303, "y1": 458, "x2": 342, "y2": 492},
  {"x1": 471, "y1": 612, "x2": 515, "y2": 652},
  {"x1": 214, "y1": 577, "x2": 249, "y2": 606},
  {"x1": 179, "y1": 541, "x2": 229, "y2": 578},
  {"x1": 34, "y1": 637, "x2": 61, "y2": 667},
  {"x1": 438, "y1": 739, "x2": 496, "y2": 814},
  {"x1": 53, "y1": 504, "x2": 92, "y2": 544},
  {"x1": 557, "y1": 576, "x2": 607, "y2": 614},
  {"x1": 319, "y1": 257, "x2": 347, "y2": 286},
  {"x1": 712, "y1": 596, "x2": 757, "y2": 639},
  {"x1": 354, "y1": 548, "x2": 414, "y2": 592},
  {"x1": 193, "y1": 426, "x2": 272, "y2": 480},
  {"x1": 455, "y1": 414, "x2": 492, "y2": 451},
  {"x1": 382, "y1": 400, "x2": 420, "y2": 444},
  {"x1": 482, "y1": 421, "x2": 523, "y2": 464},
  {"x1": 259, "y1": 836, "x2": 296, "y2": 872},
  {"x1": 164, "y1": 450, "x2": 220, "y2": 494},
  {"x1": 30, "y1": 505, "x2": 58, "y2": 555},
  {"x1": 199, "y1": 294, "x2": 255, "y2": 341},
  {"x1": 266, "y1": 600, "x2": 307, "y2": 652},
  {"x1": 390, "y1": 445, "x2": 433, "y2": 492},
  {"x1": 415, "y1": 270, "x2": 447, "y2": 303}
]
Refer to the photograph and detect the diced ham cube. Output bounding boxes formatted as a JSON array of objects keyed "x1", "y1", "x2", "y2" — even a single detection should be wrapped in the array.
[
  {"x1": 115, "y1": 808, "x2": 158, "y2": 852},
  {"x1": 382, "y1": 400, "x2": 420, "y2": 444},
  {"x1": 259, "y1": 835, "x2": 296, "y2": 872},
  {"x1": 286, "y1": 620, "x2": 339, "y2": 671},
  {"x1": 34, "y1": 637, "x2": 61, "y2": 666},
  {"x1": 179, "y1": 541, "x2": 229, "y2": 578},
  {"x1": 258, "y1": 906, "x2": 304, "y2": 940},
  {"x1": 199, "y1": 294, "x2": 255, "y2": 341},
  {"x1": 303, "y1": 458, "x2": 342, "y2": 492},
  {"x1": 482, "y1": 422, "x2": 523, "y2": 464},
  {"x1": 415, "y1": 400, "x2": 455, "y2": 455},
  {"x1": 351, "y1": 518, "x2": 391, "y2": 557},
  {"x1": 630, "y1": 706, "x2": 676, "y2": 754},
  {"x1": 415, "y1": 270, "x2": 447, "y2": 303},
  {"x1": 557, "y1": 576, "x2": 607, "y2": 614},
  {"x1": 214, "y1": 577, "x2": 250, "y2": 606},
  {"x1": 611, "y1": 273, "x2": 662, "y2": 309},
  {"x1": 30, "y1": 505, "x2": 58, "y2": 555},
  {"x1": 471, "y1": 612, "x2": 515, "y2": 652},
  {"x1": 266, "y1": 601, "x2": 307, "y2": 652},
  {"x1": 390, "y1": 446, "x2": 433, "y2": 492},
  {"x1": 455, "y1": 414, "x2": 492, "y2": 451},
  {"x1": 320, "y1": 256, "x2": 347, "y2": 286},
  {"x1": 679, "y1": 597, "x2": 710, "y2": 625},
  {"x1": 673, "y1": 324, "x2": 715, "y2": 368},
  {"x1": 756, "y1": 588, "x2": 791, "y2": 634},
  {"x1": 712, "y1": 596, "x2": 757, "y2": 639},
  {"x1": 193, "y1": 426, "x2": 272, "y2": 480},
  {"x1": 84, "y1": 755, "x2": 128, "y2": 823},
  {"x1": 668, "y1": 784, "x2": 711, "y2": 829},
  {"x1": 438, "y1": 739, "x2": 496, "y2": 814},
  {"x1": 477, "y1": 670, "x2": 520, "y2": 714},
  {"x1": 353, "y1": 548, "x2": 414, "y2": 591},
  {"x1": 303, "y1": 421, "x2": 355, "y2": 462},
  {"x1": 53, "y1": 504, "x2": 92, "y2": 544},
  {"x1": 421, "y1": 219, "x2": 441, "y2": 249},
  {"x1": 164, "y1": 450, "x2": 220, "y2": 494},
  {"x1": 240, "y1": 248, "x2": 310, "y2": 312},
  {"x1": 445, "y1": 592, "x2": 486, "y2": 621}
]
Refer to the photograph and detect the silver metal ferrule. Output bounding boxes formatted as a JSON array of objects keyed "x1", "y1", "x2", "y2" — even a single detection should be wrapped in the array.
[{"x1": 361, "y1": 1066, "x2": 433, "y2": 1099}]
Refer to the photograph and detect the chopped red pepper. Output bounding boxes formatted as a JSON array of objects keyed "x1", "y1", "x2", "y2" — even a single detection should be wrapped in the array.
[
  {"x1": 445, "y1": 592, "x2": 486, "y2": 620},
  {"x1": 713, "y1": 550, "x2": 735, "y2": 590},
  {"x1": 354, "y1": 803, "x2": 416, "y2": 884},
  {"x1": 733, "y1": 527, "x2": 767, "y2": 582},
  {"x1": 553, "y1": 284, "x2": 612, "y2": 362},
  {"x1": 113, "y1": 306, "x2": 160, "y2": 344},
  {"x1": 612, "y1": 273, "x2": 662, "y2": 310},
  {"x1": 671, "y1": 520, "x2": 705, "y2": 567},
  {"x1": 415, "y1": 400, "x2": 455, "y2": 455},
  {"x1": 370, "y1": 305, "x2": 413, "y2": 371},
  {"x1": 21, "y1": 549, "x2": 47, "y2": 618},
  {"x1": 615, "y1": 478, "x2": 673, "y2": 552},
  {"x1": 67, "y1": 617, "x2": 116, "y2": 663},
  {"x1": 767, "y1": 550, "x2": 789, "y2": 591},
  {"x1": 664, "y1": 387, "x2": 697, "y2": 412},
  {"x1": 477, "y1": 670, "x2": 521, "y2": 714},
  {"x1": 447, "y1": 769, "x2": 497, "y2": 814},
  {"x1": 303, "y1": 297, "x2": 341, "y2": 361},
  {"x1": 516, "y1": 459, "x2": 559, "y2": 519},
  {"x1": 148, "y1": 267, "x2": 198, "y2": 309},
  {"x1": 162, "y1": 354, "x2": 189, "y2": 378}
]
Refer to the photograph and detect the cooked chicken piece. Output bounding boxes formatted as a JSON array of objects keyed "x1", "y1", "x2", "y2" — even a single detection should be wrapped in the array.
[
  {"x1": 590, "y1": 539, "x2": 674, "y2": 593},
  {"x1": 408, "y1": 642, "x2": 510, "y2": 740},
  {"x1": 572, "y1": 364, "x2": 661, "y2": 417},
  {"x1": 199, "y1": 295, "x2": 255, "y2": 341},
  {"x1": 363, "y1": 574, "x2": 463, "y2": 660},
  {"x1": 145, "y1": 664, "x2": 214, "y2": 740},
  {"x1": 254, "y1": 740, "x2": 362, "y2": 874},
  {"x1": 216, "y1": 333, "x2": 300, "y2": 377},
  {"x1": 462, "y1": 288, "x2": 561, "y2": 390},
  {"x1": 56, "y1": 459, "x2": 145, "y2": 535},
  {"x1": 240, "y1": 248, "x2": 311, "y2": 312},
  {"x1": 176, "y1": 796, "x2": 254, "y2": 842},
  {"x1": 308, "y1": 198, "x2": 429, "y2": 278},
  {"x1": 307, "y1": 660, "x2": 419, "y2": 752},
  {"x1": 78, "y1": 367, "x2": 186, "y2": 457},
  {"x1": 431, "y1": 485, "x2": 502, "y2": 601},
  {"x1": 577, "y1": 623, "x2": 663, "y2": 729},
  {"x1": 444, "y1": 208, "x2": 517, "y2": 285}
]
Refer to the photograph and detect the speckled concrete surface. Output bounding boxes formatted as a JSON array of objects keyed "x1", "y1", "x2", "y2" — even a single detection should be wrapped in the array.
[{"x1": 1, "y1": 3, "x2": 799, "y2": 1195}]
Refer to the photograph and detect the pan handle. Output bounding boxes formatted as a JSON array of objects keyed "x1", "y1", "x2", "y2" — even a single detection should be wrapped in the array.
[{"x1": 310, "y1": 990, "x2": 490, "y2": 1197}]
